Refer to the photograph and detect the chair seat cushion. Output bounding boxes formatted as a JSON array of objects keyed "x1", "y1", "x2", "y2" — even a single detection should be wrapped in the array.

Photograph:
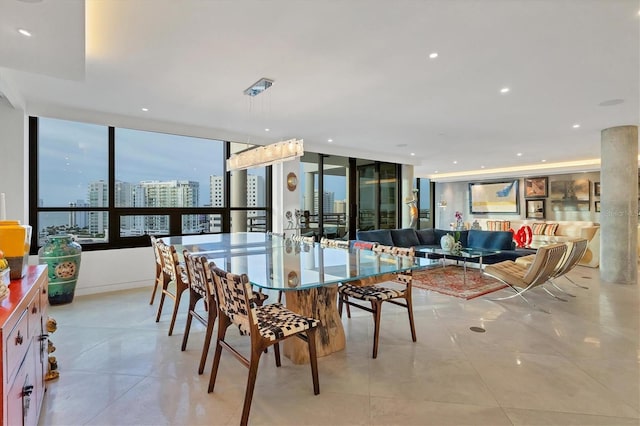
[
  {"x1": 338, "y1": 283, "x2": 405, "y2": 301},
  {"x1": 484, "y1": 261, "x2": 529, "y2": 288},
  {"x1": 255, "y1": 303, "x2": 320, "y2": 341}
]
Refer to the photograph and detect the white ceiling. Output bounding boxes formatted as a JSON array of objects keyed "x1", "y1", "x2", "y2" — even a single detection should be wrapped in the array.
[{"x1": 1, "y1": 0, "x2": 638, "y2": 181}]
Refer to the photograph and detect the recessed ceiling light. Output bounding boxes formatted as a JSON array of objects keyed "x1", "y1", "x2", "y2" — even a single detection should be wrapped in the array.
[
  {"x1": 141, "y1": 107, "x2": 149, "y2": 112},
  {"x1": 541, "y1": 159, "x2": 547, "y2": 163},
  {"x1": 572, "y1": 124, "x2": 580, "y2": 128},
  {"x1": 453, "y1": 160, "x2": 458, "y2": 164},
  {"x1": 410, "y1": 152, "x2": 415, "y2": 156},
  {"x1": 18, "y1": 28, "x2": 32, "y2": 37},
  {"x1": 517, "y1": 152, "x2": 523, "y2": 156},
  {"x1": 480, "y1": 165, "x2": 485, "y2": 169},
  {"x1": 429, "y1": 52, "x2": 438, "y2": 59},
  {"x1": 500, "y1": 87, "x2": 510, "y2": 94},
  {"x1": 434, "y1": 171, "x2": 439, "y2": 174},
  {"x1": 327, "y1": 139, "x2": 333, "y2": 143},
  {"x1": 265, "y1": 128, "x2": 270, "y2": 132}
]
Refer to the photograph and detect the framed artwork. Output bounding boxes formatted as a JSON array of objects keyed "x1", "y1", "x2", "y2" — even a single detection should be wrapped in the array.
[
  {"x1": 594, "y1": 182, "x2": 601, "y2": 197},
  {"x1": 595, "y1": 201, "x2": 601, "y2": 212},
  {"x1": 526, "y1": 199, "x2": 545, "y2": 219},
  {"x1": 469, "y1": 180, "x2": 519, "y2": 214},
  {"x1": 524, "y1": 176, "x2": 548, "y2": 198},
  {"x1": 550, "y1": 178, "x2": 590, "y2": 211},
  {"x1": 550, "y1": 178, "x2": 590, "y2": 201}
]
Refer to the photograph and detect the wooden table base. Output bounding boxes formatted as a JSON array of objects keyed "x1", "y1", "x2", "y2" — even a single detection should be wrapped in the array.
[{"x1": 283, "y1": 285, "x2": 345, "y2": 364}]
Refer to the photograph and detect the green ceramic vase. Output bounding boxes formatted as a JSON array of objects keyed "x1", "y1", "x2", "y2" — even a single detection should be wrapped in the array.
[{"x1": 38, "y1": 235, "x2": 82, "y2": 305}]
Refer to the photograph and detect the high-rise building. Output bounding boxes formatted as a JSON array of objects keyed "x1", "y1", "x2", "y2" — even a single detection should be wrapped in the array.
[
  {"x1": 87, "y1": 180, "x2": 108, "y2": 235},
  {"x1": 139, "y1": 180, "x2": 200, "y2": 233},
  {"x1": 209, "y1": 174, "x2": 265, "y2": 230},
  {"x1": 314, "y1": 191, "x2": 335, "y2": 214}
]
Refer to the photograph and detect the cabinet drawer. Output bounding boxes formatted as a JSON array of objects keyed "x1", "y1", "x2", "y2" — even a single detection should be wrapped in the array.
[{"x1": 6, "y1": 310, "x2": 29, "y2": 383}]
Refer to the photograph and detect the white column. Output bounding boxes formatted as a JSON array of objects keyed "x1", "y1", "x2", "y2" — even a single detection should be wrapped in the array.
[
  {"x1": 0, "y1": 102, "x2": 27, "y2": 223},
  {"x1": 600, "y1": 125, "x2": 638, "y2": 284},
  {"x1": 230, "y1": 169, "x2": 247, "y2": 232},
  {"x1": 272, "y1": 159, "x2": 300, "y2": 235}
]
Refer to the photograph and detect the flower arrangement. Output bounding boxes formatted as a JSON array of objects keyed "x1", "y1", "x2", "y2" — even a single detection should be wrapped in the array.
[{"x1": 455, "y1": 211, "x2": 463, "y2": 222}]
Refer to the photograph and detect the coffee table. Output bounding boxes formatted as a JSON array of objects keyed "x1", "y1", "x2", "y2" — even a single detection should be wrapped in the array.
[{"x1": 417, "y1": 247, "x2": 501, "y2": 284}]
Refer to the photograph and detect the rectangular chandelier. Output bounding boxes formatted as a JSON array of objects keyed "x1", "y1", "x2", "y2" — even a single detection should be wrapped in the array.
[
  {"x1": 227, "y1": 139, "x2": 304, "y2": 171},
  {"x1": 243, "y1": 78, "x2": 274, "y2": 97}
]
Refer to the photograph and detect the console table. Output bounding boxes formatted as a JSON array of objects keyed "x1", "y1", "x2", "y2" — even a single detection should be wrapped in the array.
[{"x1": 1, "y1": 265, "x2": 48, "y2": 426}]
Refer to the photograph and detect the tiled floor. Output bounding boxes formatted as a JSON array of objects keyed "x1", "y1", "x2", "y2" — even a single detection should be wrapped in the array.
[{"x1": 39, "y1": 265, "x2": 639, "y2": 425}]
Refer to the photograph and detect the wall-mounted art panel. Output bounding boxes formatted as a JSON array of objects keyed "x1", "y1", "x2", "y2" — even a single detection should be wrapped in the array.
[
  {"x1": 549, "y1": 178, "x2": 590, "y2": 211},
  {"x1": 469, "y1": 180, "x2": 519, "y2": 214}
]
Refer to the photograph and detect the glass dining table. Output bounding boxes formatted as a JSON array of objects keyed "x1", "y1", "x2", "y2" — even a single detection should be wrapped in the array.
[{"x1": 166, "y1": 232, "x2": 430, "y2": 363}]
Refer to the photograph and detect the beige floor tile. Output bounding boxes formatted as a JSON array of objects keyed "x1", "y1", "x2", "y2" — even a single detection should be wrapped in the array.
[
  {"x1": 504, "y1": 407, "x2": 640, "y2": 425},
  {"x1": 39, "y1": 265, "x2": 640, "y2": 426}
]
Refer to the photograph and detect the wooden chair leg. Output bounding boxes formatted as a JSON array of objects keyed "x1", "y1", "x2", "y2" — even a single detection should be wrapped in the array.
[
  {"x1": 371, "y1": 301, "x2": 382, "y2": 359},
  {"x1": 149, "y1": 269, "x2": 162, "y2": 305},
  {"x1": 198, "y1": 305, "x2": 216, "y2": 375},
  {"x1": 306, "y1": 329, "x2": 320, "y2": 395},
  {"x1": 208, "y1": 315, "x2": 231, "y2": 393},
  {"x1": 240, "y1": 347, "x2": 263, "y2": 426},
  {"x1": 406, "y1": 295, "x2": 416, "y2": 342},
  {"x1": 273, "y1": 342, "x2": 281, "y2": 367},
  {"x1": 181, "y1": 290, "x2": 198, "y2": 351},
  {"x1": 155, "y1": 287, "x2": 167, "y2": 323},
  {"x1": 168, "y1": 287, "x2": 185, "y2": 336}
]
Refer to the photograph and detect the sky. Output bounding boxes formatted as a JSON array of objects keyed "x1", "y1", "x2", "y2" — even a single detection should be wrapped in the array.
[{"x1": 38, "y1": 117, "x2": 344, "y2": 207}]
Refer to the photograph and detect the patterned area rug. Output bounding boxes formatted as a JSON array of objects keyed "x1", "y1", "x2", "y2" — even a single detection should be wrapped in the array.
[{"x1": 412, "y1": 266, "x2": 507, "y2": 299}]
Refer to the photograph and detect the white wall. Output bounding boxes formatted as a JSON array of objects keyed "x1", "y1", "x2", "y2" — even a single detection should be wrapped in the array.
[
  {"x1": 0, "y1": 100, "x2": 28, "y2": 223},
  {"x1": 435, "y1": 172, "x2": 603, "y2": 229}
]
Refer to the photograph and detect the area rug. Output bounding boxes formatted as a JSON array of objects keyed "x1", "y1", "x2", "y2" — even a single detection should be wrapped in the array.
[{"x1": 411, "y1": 266, "x2": 507, "y2": 300}]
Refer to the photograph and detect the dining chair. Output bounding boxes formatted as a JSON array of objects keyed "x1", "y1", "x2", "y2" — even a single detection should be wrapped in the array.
[
  {"x1": 484, "y1": 243, "x2": 567, "y2": 313},
  {"x1": 352, "y1": 241, "x2": 376, "y2": 250},
  {"x1": 181, "y1": 251, "x2": 270, "y2": 374},
  {"x1": 148, "y1": 235, "x2": 167, "y2": 305},
  {"x1": 181, "y1": 251, "x2": 217, "y2": 374},
  {"x1": 320, "y1": 237, "x2": 350, "y2": 249},
  {"x1": 155, "y1": 239, "x2": 190, "y2": 336},
  {"x1": 338, "y1": 245, "x2": 417, "y2": 359},
  {"x1": 208, "y1": 263, "x2": 320, "y2": 426}
]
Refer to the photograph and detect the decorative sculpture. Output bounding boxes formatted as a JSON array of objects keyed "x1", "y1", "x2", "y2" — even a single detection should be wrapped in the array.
[{"x1": 405, "y1": 189, "x2": 419, "y2": 228}]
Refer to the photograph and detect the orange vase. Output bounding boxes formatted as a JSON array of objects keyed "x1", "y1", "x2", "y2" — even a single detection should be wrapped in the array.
[{"x1": 0, "y1": 220, "x2": 32, "y2": 280}]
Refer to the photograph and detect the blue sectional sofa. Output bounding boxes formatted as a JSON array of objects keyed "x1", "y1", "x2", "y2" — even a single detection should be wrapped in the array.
[{"x1": 355, "y1": 228, "x2": 535, "y2": 264}]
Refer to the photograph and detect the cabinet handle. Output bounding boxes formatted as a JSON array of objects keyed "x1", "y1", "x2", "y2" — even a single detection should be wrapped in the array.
[
  {"x1": 38, "y1": 333, "x2": 49, "y2": 341},
  {"x1": 32, "y1": 306, "x2": 38, "y2": 314},
  {"x1": 23, "y1": 384, "x2": 33, "y2": 412},
  {"x1": 15, "y1": 331, "x2": 23, "y2": 345},
  {"x1": 42, "y1": 287, "x2": 47, "y2": 295},
  {"x1": 22, "y1": 385, "x2": 34, "y2": 397}
]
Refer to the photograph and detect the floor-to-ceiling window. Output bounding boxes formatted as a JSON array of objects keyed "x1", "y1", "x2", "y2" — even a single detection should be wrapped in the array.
[
  {"x1": 323, "y1": 155, "x2": 349, "y2": 238},
  {"x1": 415, "y1": 177, "x2": 434, "y2": 229},
  {"x1": 356, "y1": 160, "x2": 400, "y2": 231},
  {"x1": 29, "y1": 116, "x2": 270, "y2": 253}
]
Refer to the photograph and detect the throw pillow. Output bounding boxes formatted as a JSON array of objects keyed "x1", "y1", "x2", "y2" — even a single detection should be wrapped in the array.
[
  {"x1": 544, "y1": 223, "x2": 559, "y2": 236},
  {"x1": 531, "y1": 223, "x2": 547, "y2": 235}
]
